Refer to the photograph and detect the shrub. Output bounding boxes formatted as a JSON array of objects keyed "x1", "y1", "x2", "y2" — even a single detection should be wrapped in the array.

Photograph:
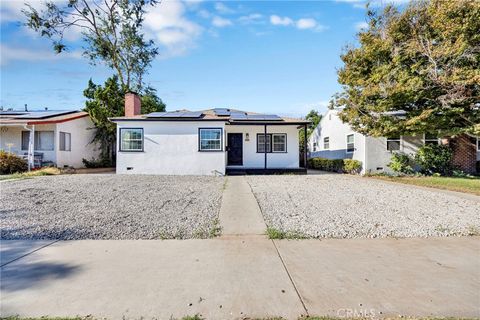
[
  {"x1": 308, "y1": 157, "x2": 362, "y2": 174},
  {"x1": 0, "y1": 151, "x2": 28, "y2": 174},
  {"x1": 414, "y1": 144, "x2": 453, "y2": 175},
  {"x1": 82, "y1": 157, "x2": 112, "y2": 168},
  {"x1": 343, "y1": 159, "x2": 362, "y2": 174},
  {"x1": 388, "y1": 152, "x2": 414, "y2": 175}
]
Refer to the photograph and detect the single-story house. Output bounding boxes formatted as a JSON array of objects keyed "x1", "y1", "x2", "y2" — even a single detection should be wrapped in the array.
[
  {"x1": 0, "y1": 110, "x2": 99, "y2": 169},
  {"x1": 308, "y1": 108, "x2": 480, "y2": 174},
  {"x1": 109, "y1": 93, "x2": 310, "y2": 175}
]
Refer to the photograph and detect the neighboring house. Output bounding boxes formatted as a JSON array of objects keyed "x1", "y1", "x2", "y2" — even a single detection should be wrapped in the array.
[
  {"x1": 308, "y1": 108, "x2": 480, "y2": 174},
  {"x1": 0, "y1": 110, "x2": 99, "y2": 168},
  {"x1": 109, "y1": 93, "x2": 310, "y2": 175}
]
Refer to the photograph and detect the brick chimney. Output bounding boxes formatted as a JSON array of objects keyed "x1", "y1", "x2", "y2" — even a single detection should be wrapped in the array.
[{"x1": 125, "y1": 92, "x2": 141, "y2": 117}]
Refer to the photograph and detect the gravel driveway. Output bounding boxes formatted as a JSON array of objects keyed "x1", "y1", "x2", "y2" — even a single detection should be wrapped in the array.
[
  {"x1": 247, "y1": 173, "x2": 480, "y2": 238},
  {"x1": 1, "y1": 174, "x2": 224, "y2": 240}
]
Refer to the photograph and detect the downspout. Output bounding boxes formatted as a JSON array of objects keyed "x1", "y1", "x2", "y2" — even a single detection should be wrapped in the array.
[
  {"x1": 23, "y1": 124, "x2": 35, "y2": 171},
  {"x1": 264, "y1": 124, "x2": 267, "y2": 174}
]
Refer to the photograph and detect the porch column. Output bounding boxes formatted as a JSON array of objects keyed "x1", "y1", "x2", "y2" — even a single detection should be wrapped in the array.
[
  {"x1": 303, "y1": 124, "x2": 308, "y2": 170},
  {"x1": 28, "y1": 125, "x2": 35, "y2": 171},
  {"x1": 264, "y1": 124, "x2": 267, "y2": 173}
]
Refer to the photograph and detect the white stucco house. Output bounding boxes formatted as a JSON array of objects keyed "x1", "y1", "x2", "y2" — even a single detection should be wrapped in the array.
[
  {"x1": 0, "y1": 110, "x2": 99, "y2": 168},
  {"x1": 309, "y1": 108, "x2": 480, "y2": 174},
  {"x1": 110, "y1": 93, "x2": 310, "y2": 175}
]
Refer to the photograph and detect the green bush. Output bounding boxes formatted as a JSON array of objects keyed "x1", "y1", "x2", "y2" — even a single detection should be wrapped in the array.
[
  {"x1": 388, "y1": 152, "x2": 414, "y2": 175},
  {"x1": 82, "y1": 157, "x2": 112, "y2": 168},
  {"x1": 343, "y1": 159, "x2": 362, "y2": 174},
  {"x1": 308, "y1": 157, "x2": 362, "y2": 174},
  {"x1": 0, "y1": 151, "x2": 28, "y2": 174},
  {"x1": 414, "y1": 144, "x2": 453, "y2": 175}
]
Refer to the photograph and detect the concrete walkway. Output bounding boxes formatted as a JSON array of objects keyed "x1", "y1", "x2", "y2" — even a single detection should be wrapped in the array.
[{"x1": 219, "y1": 176, "x2": 266, "y2": 236}]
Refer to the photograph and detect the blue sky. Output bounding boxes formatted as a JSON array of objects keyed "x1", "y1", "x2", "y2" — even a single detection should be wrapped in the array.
[{"x1": 0, "y1": 0, "x2": 389, "y2": 117}]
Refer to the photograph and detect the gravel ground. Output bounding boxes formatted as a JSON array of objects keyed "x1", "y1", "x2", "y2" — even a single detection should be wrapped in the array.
[
  {"x1": 247, "y1": 173, "x2": 480, "y2": 238},
  {"x1": 0, "y1": 174, "x2": 224, "y2": 240}
]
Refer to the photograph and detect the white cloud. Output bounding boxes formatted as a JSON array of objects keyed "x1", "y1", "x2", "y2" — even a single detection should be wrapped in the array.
[
  {"x1": 355, "y1": 21, "x2": 369, "y2": 31},
  {"x1": 212, "y1": 16, "x2": 232, "y2": 28},
  {"x1": 197, "y1": 9, "x2": 211, "y2": 19},
  {"x1": 270, "y1": 15, "x2": 327, "y2": 32},
  {"x1": 296, "y1": 18, "x2": 317, "y2": 30},
  {"x1": 144, "y1": 0, "x2": 202, "y2": 57},
  {"x1": 0, "y1": 43, "x2": 82, "y2": 65},
  {"x1": 270, "y1": 15, "x2": 294, "y2": 26},
  {"x1": 238, "y1": 13, "x2": 263, "y2": 24},
  {"x1": 214, "y1": 2, "x2": 234, "y2": 14}
]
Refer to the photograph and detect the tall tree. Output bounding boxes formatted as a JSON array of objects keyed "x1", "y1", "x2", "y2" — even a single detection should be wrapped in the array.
[
  {"x1": 83, "y1": 76, "x2": 165, "y2": 162},
  {"x1": 299, "y1": 109, "x2": 323, "y2": 152},
  {"x1": 333, "y1": 0, "x2": 480, "y2": 137},
  {"x1": 22, "y1": 0, "x2": 158, "y2": 92}
]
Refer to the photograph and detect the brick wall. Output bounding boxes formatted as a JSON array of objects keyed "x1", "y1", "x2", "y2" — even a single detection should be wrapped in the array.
[{"x1": 446, "y1": 134, "x2": 477, "y2": 174}]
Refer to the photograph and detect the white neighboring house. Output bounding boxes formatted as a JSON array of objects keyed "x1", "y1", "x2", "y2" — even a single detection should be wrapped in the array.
[
  {"x1": 109, "y1": 93, "x2": 310, "y2": 175},
  {"x1": 309, "y1": 108, "x2": 480, "y2": 175},
  {"x1": 0, "y1": 110, "x2": 99, "y2": 169}
]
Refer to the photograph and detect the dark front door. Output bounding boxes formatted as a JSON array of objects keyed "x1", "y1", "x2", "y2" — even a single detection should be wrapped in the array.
[{"x1": 227, "y1": 133, "x2": 243, "y2": 166}]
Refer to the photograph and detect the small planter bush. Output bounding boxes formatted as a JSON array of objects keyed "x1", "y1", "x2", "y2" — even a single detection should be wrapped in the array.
[
  {"x1": 415, "y1": 144, "x2": 453, "y2": 175},
  {"x1": 343, "y1": 159, "x2": 362, "y2": 174},
  {"x1": 388, "y1": 152, "x2": 414, "y2": 175},
  {"x1": 308, "y1": 157, "x2": 362, "y2": 174},
  {"x1": 0, "y1": 151, "x2": 28, "y2": 174},
  {"x1": 82, "y1": 157, "x2": 113, "y2": 168}
]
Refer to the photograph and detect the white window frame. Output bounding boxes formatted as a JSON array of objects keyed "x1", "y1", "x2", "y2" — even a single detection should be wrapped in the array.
[
  {"x1": 257, "y1": 133, "x2": 286, "y2": 153},
  {"x1": 323, "y1": 137, "x2": 330, "y2": 150},
  {"x1": 199, "y1": 128, "x2": 223, "y2": 152},
  {"x1": 119, "y1": 128, "x2": 144, "y2": 152},
  {"x1": 272, "y1": 133, "x2": 287, "y2": 153},
  {"x1": 346, "y1": 134, "x2": 355, "y2": 153},
  {"x1": 423, "y1": 133, "x2": 440, "y2": 146},
  {"x1": 387, "y1": 136, "x2": 401, "y2": 151},
  {"x1": 59, "y1": 132, "x2": 71, "y2": 151}
]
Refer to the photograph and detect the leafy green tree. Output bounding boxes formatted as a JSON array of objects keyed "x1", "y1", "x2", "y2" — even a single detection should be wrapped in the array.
[
  {"x1": 22, "y1": 0, "x2": 158, "y2": 92},
  {"x1": 305, "y1": 110, "x2": 322, "y2": 137},
  {"x1": 83, "y1": 76, "x2": 165, "y2": 162},
  {"x1": 299, "y1": 109, "x2": 323, "y2": 152},
  {"x1": 333, "y1": 0, "x2": 480, "y2": 137}
]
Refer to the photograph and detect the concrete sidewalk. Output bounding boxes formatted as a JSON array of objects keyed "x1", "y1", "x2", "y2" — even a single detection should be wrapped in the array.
[
  {"x1": 219, "y1": 176, "x2": 266, "y2": 236},
  {"x1": 1, "y1": 237, "x2": 479, "y2": 319}
]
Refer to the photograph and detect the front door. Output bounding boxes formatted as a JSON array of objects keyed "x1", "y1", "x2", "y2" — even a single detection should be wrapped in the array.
[{"x1": 227, "y1": 133, "x2": 243, "y2": 166}]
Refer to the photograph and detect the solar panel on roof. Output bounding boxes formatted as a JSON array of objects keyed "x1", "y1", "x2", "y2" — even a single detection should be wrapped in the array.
[
  {"x1": 13, "y1": 110, "x2": 77, "y2": 119},
  {"x1": 230, "y1": 113, "x2": 283, "y2": 121},
  {"x1": 146, "y1": 111, "x2": 203, "y2": 118},
  {"x1": 213, "y1": 108, "x2": 231, "y2": 116}
]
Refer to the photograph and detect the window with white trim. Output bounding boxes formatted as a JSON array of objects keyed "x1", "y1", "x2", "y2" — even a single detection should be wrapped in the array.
[
  {"x1": 424, "y1": 133, "x2": 439, "y2": 146},
  {"x1": 313, "y1": 142, "x2": 317, "y2": 151},
  {"x1": 387, "y1": 136, "x2": 401, "y2": 151},
  {"x1": 272, "y1": 134, "x2": 286, "y2": 152},
  {"x1": 257, "y1": 134, "x2": 272, "y2": 153},
  {"x1": 199, "y1": 128, "x2": 222, "y2": 151},
  {"x1": 120, "y1": 128, "x2": 143, "y2": 151},
  {"x1": 21, "y1": 131, "x2": 54, "y2": 151},
  {"x1": 346, "y1": 134, "x2": 355, "y2": 153},
  {"x1": 323, "y1": 137, "x2": 330, "y2": 150},
  {"x1": 59, "y1": 132, "x2": 71, "y2": 151}
]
